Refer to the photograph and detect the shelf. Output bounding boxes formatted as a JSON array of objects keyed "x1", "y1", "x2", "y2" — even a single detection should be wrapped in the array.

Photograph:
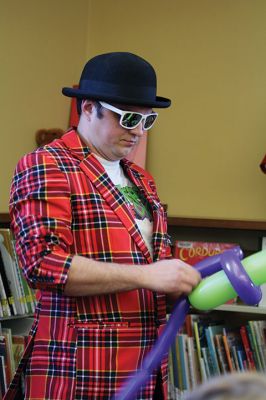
[
  {"x1": 0, "y1": 213, "x2": 10, "y2": 224},
  {"x1": 215, "y1": 304, "x2": 266, "y2": 315},
  {"x1": 167, "y1": 217, "x2": 266, "y2": 231},
  {"x1": 0, "y1": 314, "x2": 34, "y2": 322},
  {"x1": 2, "y1": 213, "x2": 266, "y2": 231}
]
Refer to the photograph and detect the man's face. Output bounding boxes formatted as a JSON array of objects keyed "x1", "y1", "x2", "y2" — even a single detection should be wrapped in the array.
[{"x1": 82, "y1": 101, "x2": 153, "y2": 161}]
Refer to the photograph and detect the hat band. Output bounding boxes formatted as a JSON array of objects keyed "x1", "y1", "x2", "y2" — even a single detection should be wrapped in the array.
[{"x1": 80, "y1": 79, "x2": 156, "y2": 100}]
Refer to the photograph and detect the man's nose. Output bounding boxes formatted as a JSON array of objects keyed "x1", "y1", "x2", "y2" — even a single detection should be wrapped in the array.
[{"x1": 130, "y1": 121, "x2": 146, "y2": 136}]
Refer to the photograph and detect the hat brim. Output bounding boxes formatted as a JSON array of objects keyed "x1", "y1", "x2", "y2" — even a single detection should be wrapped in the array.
[{"x1": 62, "y1": 87, "x2": 171, "y2": 108}]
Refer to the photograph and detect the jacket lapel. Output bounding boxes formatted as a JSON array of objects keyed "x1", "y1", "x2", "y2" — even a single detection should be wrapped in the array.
[
  {"x1": 61, "y1": 130, "x2": 153, "y2": 262},
  {"x1": 122, "y1": 160, "x2": 167, "y2": 261}
]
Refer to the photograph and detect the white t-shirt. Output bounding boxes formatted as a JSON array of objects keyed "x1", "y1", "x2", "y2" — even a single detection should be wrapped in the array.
[{"x1": 94, "y1": 155, "x2": 153, "y2": 257}]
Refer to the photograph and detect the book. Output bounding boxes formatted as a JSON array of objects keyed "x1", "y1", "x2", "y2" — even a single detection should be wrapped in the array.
[
  {"x1": 222, "y1": 326, "x2": 246, "y2": 372},
  {"x1": 0, "y1": 273, "x2": 9, "y2": 318},
  {"x1": 193, "y1": 316, "x2": 220, "y2": 376},
  {"x1": 239, "y1": 325, "x2": 256, "y2": 370},
  {"x1": 246, "y1": 323, "x2": 262, "y2": 371},
  {"x1": 0, "y1": 337, "x2": 8, "y2": 395},
  {"x1": 0, "y1": 229, "x2": 27, "y2": 315},
  {"x1": 2, "y1": 329, "x2": 16, "y2": 385},
  {"x1": 10, "y1": 238, "x2": 36, "y2": 314},
  {"x1": 170, "y1": 340, "x2": 179, "y2": 388},
  {"x1": 201, "y1": 347, "x2": 212, "y2": 378},
  {"x1": 193, "y1": 320, "x2": 206, "y2": 381},
  {"x1": 173, "y1": 240, "x2": 239, "y2": 265},
  {"x1": 12, "y1": 335, "x2": 27, "y2": 370},
  {"x1": 222, "y1": 332, "x2": 235, "y2": 372},
  {"x1": 252, "y1": 320, "x2": 266, "y2": 370},
  {"x1": 214, "y1": 333, "x2": 229, "y2": 373},
  {"x1": 0, "y1": 235, "x2": 25, "y2": 315},
  {"x1": 205, "y1": 324, "x2": 224, "y2": 375},
  {"x1": 174, "y1": 335, "x2": 183, "y2": 391},
  {"x1": 0, "y1": 250, "x2": 16, "y2": 316},
  {"x1": 186, "y1": 336, "x2": 200, "y2": 389},
  {"x1": 177, "y1": 334, "x2": 190, "y2": 390},
  {"x1": 0, "y1": 354, "x2": 6, "y2": 398}
]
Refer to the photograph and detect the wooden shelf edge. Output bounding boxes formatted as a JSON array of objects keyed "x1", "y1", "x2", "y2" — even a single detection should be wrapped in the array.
[
  {"x1": 215, "y1": 304, "x2": 266, "y2": 315},
  {"x1": 2, "y1": 213, "x2": 266, "y2": 231},
  {"x1": 0, "y1": 213, "x2": 10, "y2": 223},
  {"x1": 167, "y1": 216, "x2": 266, "y2": 231}
]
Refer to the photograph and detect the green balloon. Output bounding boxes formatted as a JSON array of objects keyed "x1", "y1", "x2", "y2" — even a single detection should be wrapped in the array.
[{"x1": 188, "y1": 249, "x2": 266, "y2": 310}]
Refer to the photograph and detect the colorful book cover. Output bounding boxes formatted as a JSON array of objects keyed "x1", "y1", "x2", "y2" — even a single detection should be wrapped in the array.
[
  {"x1": 214, "y1": 333, "x2": 229, "y2": 373},
  {"x1": 222, "y1": 326, "x2": 246, "y2": 372},
  {"x1": 248, "y1": 321, "x2": 264, "y2": 371},
  {"x1": 0, "y1": 354, "x2": 7, "y2": 398},
  {"x1": 177, "y1": 334, "x2": 190, "y2": 390},
  {"x1": 205, "y1": 325, "x2": 225, "y2": 375},
  {"x1": 252, "y1": 320, "x2": 266, "y2": 370},
  {"x1": 201, "y1": 347, "x2": 212, "y2": 378},
  {"x1": 193, "y1": 319, "x2": 210, "y2": 381},
  {"x1": 0, "y1": 250, "x2": 16, "y2": 316},
  {"x1": 174, "y1": 335, "x2": 183, "y2": 391},
  {"x1": 239, "y1": 325, "x2": 256, "y2": 370},
  {"x1": 12, "y1": 335, "x2": 26, "y2": 370},
  {"x1": 187, "y1": 336, "x2": 200, "y2": 388},
  {"x1": 222, "y1": 333, "x2": 235, "y2": 372},
  {"x1": 246, "y1": 324, "x2": 262, "y2": 371},
  {"x1": 0, "y1": 235, "x2": 24, "y2": 315},
  {"x1": 173, "y1": 240, "x2": 239, "y2": 265},
  {"x1": 2, "y1": 329, "x2": 16, "y2": 384},
  {"x1": 0, "y1": 337, "x2": 8, "y2": 394}
]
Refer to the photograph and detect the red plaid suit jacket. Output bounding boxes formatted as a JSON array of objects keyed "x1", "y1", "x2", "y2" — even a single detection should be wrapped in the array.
[{"x1": 6, "y1": 130, "x2": 171, "y2": 400}]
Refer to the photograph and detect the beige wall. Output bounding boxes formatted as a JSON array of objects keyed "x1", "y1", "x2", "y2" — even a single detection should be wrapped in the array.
[
  {"x1": 87, "y1": 0, "x2": 266, "y2": 220},
  {"x1": 0, "y1": 0, "x2": 88, "y2": 211},
  {"x1": 1, "y1": 0, "x2": 266, "y2": 221}
]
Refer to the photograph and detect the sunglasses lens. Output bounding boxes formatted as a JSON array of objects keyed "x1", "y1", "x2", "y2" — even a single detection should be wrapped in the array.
[
  {"x1": 144, "y1": 114, "x2": 157, "y2": 130},
  {"x1": 121, "y1": 113, "x2": 142, "y2": 128}
]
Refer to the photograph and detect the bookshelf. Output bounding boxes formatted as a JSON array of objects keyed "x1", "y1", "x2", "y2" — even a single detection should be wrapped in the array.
[
  {"x1": 0, "y1": 213, "x2": 36, "y2": 397},
  {"x1": 167, "y1": 216, "x2": 266, "y2": 399},
  {"x1": 167, "y1": 216, "x2": 266, "y2": 256}
]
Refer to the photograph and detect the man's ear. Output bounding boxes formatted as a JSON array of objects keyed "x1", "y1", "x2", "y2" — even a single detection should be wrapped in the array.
[{"x1": 81, "y1": 100, "x2": 95, "y2": 118}]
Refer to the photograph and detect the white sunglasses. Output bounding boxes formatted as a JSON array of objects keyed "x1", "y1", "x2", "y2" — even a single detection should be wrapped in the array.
[{"x1": 99, "y1": 101, "x2": 158, "y2": 130}]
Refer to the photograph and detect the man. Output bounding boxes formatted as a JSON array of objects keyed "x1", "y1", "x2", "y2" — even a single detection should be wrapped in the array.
[{"x1": 7, "y1": 52, "x2": 201, "y2": 399}]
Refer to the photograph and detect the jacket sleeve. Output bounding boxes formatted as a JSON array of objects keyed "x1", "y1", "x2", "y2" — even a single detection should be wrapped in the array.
[{"x1": 9, "y1": 150, "x2": 74, "y2": 293}]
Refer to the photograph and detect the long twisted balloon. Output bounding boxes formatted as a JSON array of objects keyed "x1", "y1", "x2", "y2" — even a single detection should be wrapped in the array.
[{"x1": 114, "y1": 248, "x2": 266, "y2": 400}]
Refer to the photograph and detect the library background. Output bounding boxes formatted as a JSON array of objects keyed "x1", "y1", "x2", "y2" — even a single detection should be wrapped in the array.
[{"x1": 1, "y1": 1, "x2": 266, "y2": 399}]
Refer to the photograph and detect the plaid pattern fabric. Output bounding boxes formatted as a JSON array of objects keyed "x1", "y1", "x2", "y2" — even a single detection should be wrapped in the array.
[{"x1": 5, "y1": 130, "x2": 171, "y2": 400}]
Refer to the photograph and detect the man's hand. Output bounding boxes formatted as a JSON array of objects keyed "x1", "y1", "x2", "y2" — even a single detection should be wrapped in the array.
[{"x1": 143, "y1": 259, "x2": 201, "y2": 298}]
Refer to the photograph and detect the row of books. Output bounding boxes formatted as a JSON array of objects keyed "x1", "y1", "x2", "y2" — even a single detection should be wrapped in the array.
[
  {"x1": 0, "y1": 229, "x2": 37, "y2": 318},
  {"x1": 168, "y1": 314, "x2": 266, "y2": 399},
  {"x1": 0, "y1": 322, "x2": 30, "y2": 399}
]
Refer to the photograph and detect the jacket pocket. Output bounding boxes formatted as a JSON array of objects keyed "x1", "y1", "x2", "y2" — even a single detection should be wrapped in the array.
[{"x1": 74, "y1": 322, "x2": 158, "y2": 399}]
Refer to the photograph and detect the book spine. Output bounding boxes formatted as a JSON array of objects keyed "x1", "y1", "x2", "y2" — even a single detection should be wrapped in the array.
[
  {"x1": 205, "y1": 327, "x2": 221, "y2": 375},
  {"x1": 246, "y1": 325, "x2": 260, "y2": 370},
  {"x1": 240, "y1": 325, "x2": 256, "y2": 370},
  {"x1": 222, "y1": 333, "x2": 234, "y2": 372}
]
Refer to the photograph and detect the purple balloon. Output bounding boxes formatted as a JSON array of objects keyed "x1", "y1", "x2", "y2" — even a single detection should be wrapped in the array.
[
  {"x1": 195, "y1": 246, "x2": 243, "y2": 278},
  {"x1": 114, "y1": 247, "x2": 258, "y2": 400},
  {"x1": 221, "y1": 250, "x2": 262, "y2": 305}
]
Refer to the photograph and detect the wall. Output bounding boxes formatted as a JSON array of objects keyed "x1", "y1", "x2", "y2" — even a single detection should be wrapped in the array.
[
  {"x1": 1, "y1": 0, "x2": 266, "y2": 221},
  {"x1": 0, "y1": 0, "x2": 88, "y2": 211},
  {"x1": 87, "y1": 0, "x2": 266, "y2": 220}
]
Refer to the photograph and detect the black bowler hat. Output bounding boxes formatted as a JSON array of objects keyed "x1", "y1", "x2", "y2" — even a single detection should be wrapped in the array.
[{"x1": 62, "y1": 52, "x2": 171, "y2": 109}]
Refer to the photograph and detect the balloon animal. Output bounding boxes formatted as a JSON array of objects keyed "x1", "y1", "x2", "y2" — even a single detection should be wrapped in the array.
[{"x1": 115, "y1": 248, "x2": 266, "y2": 400}]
